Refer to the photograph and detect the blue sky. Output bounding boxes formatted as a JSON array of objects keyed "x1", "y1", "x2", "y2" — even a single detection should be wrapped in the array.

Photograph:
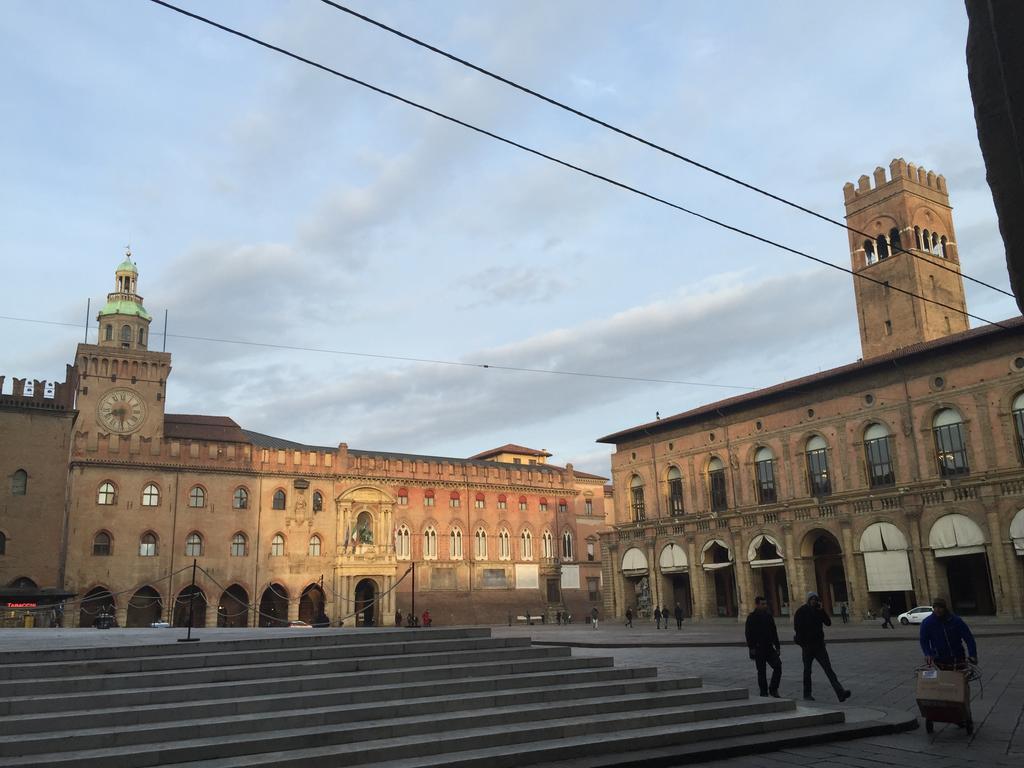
[{"x1": 1, "y1": 1, "x2": 1017, "y2": 475}]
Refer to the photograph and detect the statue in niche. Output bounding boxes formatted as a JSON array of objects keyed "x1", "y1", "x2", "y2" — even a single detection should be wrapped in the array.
[{"x1": 356, "y1": 511, "x2": 374, "y2": 544}]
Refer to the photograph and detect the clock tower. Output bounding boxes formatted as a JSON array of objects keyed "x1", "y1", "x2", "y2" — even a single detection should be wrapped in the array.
[{"x1": 74, "y1": 251, "x2": 171, "y2": 440}]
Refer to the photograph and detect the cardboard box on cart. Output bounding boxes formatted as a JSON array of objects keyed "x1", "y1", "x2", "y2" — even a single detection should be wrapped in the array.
[{"x1": 916, "y1": 668, "x2": 968, "y2": 704}]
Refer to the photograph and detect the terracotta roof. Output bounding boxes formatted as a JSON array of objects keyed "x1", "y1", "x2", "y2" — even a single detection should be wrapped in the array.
[
  {"x1": 164, "y1": 414, "x2": 248, "y2": 443},
  {"x1": 468, "y1": 444, "x2": 553, "y2": 460},
  {"x1": 597, "y1": 316, "x2": 1024, "y2": 444}
]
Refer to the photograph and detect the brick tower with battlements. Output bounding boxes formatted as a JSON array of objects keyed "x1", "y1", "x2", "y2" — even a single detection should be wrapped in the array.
[{"x1": 843, "y1": 158, "x2": 969, "y2": 359}]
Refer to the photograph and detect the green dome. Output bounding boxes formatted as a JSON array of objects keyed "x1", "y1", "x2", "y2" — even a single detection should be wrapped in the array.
[
  {"x1": 116, "y1": 258, "x2": 138, "y2": 274},
  {"x1": 98, "y1": 299, "x2": 152, "y2": 321}
]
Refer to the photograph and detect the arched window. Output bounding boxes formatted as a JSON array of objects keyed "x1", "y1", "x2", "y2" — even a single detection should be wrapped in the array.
[
  {"x1": 188, "y1": 485, "x2": 206, "y2": 508},
  {"x1": 120, "y1": 325, "x2": 132, "y2": 343},
  {"x1": 667, "y1": 467, "x2": 684, "y2": 516},
  {"x1": 932, "y1": 231, "x2": 940, "y2": 254},
  {"x1": 312, "y1": 491, "x2": 323, "y2": 513},
  {"x1": 138, "y1": 328, "x2": 145, "y2": 346},
  {"x1": 561, "y1": 530, "x2": 573, "y2": 560},
  {"x1": 185, "y1": 532, "x2": 203, "y2": 557},
  {"x1": 231, "y1": 533, "x2": 247, "y2": 557},
  {"x1": 876, "y1": 234, "x2": 889, "y2": 260},
  {"x1": 308, "y1": 535, "x2": 322, "y2": 557},
  {"x1": 914, "y1": 226, "x2": 922, "y2": 249},
  {"x1": 520, "y1": 530, "x2": 533, "y2": 560},
  {"x1": 863, "y1": 239, "x2": 876, "y2": 265},
  {"x1": 708, "y1": 458, "x2": 727, "y2": 512},
  {"x1": 864, "y1": 423, "x2": 895, "y2": 487},
  {"x1": 11, "y1": 469, "x2": 27, "y2": 496},
  {"x1": 630, "y1": 475, "x2": 645, "y2": 521},
  {"x1": 889, "y1": 227, "x2": 902, "y2": 253},
  {"x1": 933, "y1": 409, "x2": 969, "y2": 476},
  {"x1": 1012, "y1": 393, "x2": 1024, "y2": 464},
  {"x1": 272, "y1": 489, "x2": 286, "y2": 510},
  {"x1": 97, "y1": 481, "x2": 116, "y2": 505},
  {"x1": 518, "y1": 496, "x2": 528, "y2": 512},
  {"x1": 449, "y1": 491, "x2": 461, "y2": 508},
  {"x1": 923, "y1": 229, "x2": 931, "y2": 254},
  {"x1": 233, "y1": 487, "x2": 249, "y2": 510},
  {"x1": 104, "y1": 324, "x2": 113, "y2": 341},
  {"x1": 139, "y1": 532, "x2": 157, "y2": 557},
  {"x1": 474, "y1": 528, "x2": 487, "y2": 560},
  {"x1": 450, "y1": 528, "x2": 463, "y2": 560},
  {"x1": 423, "y1": 527, "x2": 437, "y2": 559},
  {"x1": 141, "y1": 483, "x2": 160, "y2": 507},
  {"x1": 396, "y1": 526, "x2": 411, "y2": 560},
  {"x1": 93, "y1": 531, "x2": 112, "y2": 556},
  {"x1": 542, "y1": 530, "x2": 553, "y2": 558},
  {"x1": 270, "y1": 533, "x2": 285, "y2": 557},
  {"x1": 498, "y1": 529, "x2": 511, "y2": 560},
  {"x1": 940, "y1": 235, "x2": 949, "y2": 258},
  {"x1": 806, "y1": 436, "x2": 832, "y2": 496},
  {"x1": 754, "y1": 447, "x2": 777, "y2": 504}
]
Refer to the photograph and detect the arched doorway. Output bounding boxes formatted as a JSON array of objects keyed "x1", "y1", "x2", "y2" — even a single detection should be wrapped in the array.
[
  {"x1": 217, "y1": 584, "x2": 250, "y2": 628},
  {"x1": 9, "y1": 576, "x2": 37, "y2": 589},
  {"x1": 259, "y1": 583, "x2": 289, "y2": 627},
  {"x1": 126, "y1": 586, "x2": 163, "y2": 627},
  {"x1": 748, "y1": 534, "x2": 790, "y2": 616},
  {"x1": 78, "y1": 586, "x2": 115, "y2": 628},
  {"x1": 701, "y1": 540, "x2": 737, "y2": 617},
  {"x1": 299, "y1": 584, "x2": 327, "y2": 626},
  {"x1": 929, "y1": 514, "x2": 995, "y2": 615},
  {"x1": 621, "y1": 547, "x2": 651, "y2": 617},
  {"x1": 802, "y1": 530, "x2": 847, "y2": 615},
  {"x1": 173, "y1": 585, "x2": 207, "y2": 628},
  {"x1": 658, "y1": 543, "x2": 691, "y2": 618},
  {"x1": 354, "y1": 578, "x2": 378, "y2": 626}
]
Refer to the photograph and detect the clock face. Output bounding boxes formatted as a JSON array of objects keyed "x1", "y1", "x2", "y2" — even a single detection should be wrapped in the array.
[{"x1": 97, "y1": 389, "x2": 147, "y2": 434}]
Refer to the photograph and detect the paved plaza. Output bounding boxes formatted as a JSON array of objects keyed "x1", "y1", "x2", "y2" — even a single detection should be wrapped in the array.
[{"x1": 496, "y1": 619, "x2": 1024, "y2": 767}]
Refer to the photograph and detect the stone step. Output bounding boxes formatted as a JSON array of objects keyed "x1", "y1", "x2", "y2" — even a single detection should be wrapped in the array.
[
  {"x1": 0, "y1": 685, "x2": 744, "y2": 757},
  {"x1": 2, "y1": 698, "x2": 799, "y2": 768},
  {"x1": 0, "y1": 667, "x2": 682, "y2": 737},
  {"x1": 0, "y1": 635, "x2": 531, "y2": 681},
  {"x1": 0, "y1": 653, "x2": 615, "y2": 716},
  {"x1": 0, "y1": 628, "x2": 488, "y2": 666},
  {"x1": 0, "y1": 644, "x2": 567, "y2": 697}
]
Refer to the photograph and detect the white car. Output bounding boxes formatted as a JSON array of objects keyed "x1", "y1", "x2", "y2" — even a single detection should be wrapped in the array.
[
  {"x1": 898, "y1": 606, "x2": 933, "y2": 625},
  {"x1": 150, "y1": 620, "x2": 171, "y2": 628}
]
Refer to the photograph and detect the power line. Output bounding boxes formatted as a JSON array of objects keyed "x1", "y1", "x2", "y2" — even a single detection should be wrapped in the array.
[
  {"x1": 0, "y1": 313, "x2": 755, "y2": 391},
  {"x1": 317, "y1": 0, "x2": 1014, "y2": 300},
  {"x1": 146, "y1": 0, "x2": 1009, "y2": 331}
]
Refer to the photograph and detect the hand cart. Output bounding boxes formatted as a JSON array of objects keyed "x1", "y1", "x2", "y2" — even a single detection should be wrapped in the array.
[{"x1": 915, "y1": 662, "x2": 982, "y2": 735}]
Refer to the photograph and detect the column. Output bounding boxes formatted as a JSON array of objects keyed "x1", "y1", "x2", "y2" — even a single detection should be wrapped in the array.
[
  {"x1": 114, "y1": 604, "x2": 128, "y2": 628},
  {"x1": 686, "y1": 537, "x2": 706, "y2": 620},
  {"x1": 905, "y1": 512, "x2": 932, "y2": 605},
  {"x1": 733, "y1": 532, "x2": 755, "y2": 619},
  {"x1": 287, "y1": 595, "x2": 300, "y2": 623},
  {"x1": 985, "y1": 510, "x2": 1015, "y2": 618},
  {"x1": 605, "y1": 544, "x2": 620, "y2": 617},
  {"x1": 782, "y1": 526, "x2": 802, "y2": 616},
  {"x1": 647, "y1": 539, "x2": 659, "y2": 610},
  {"x1": 840, "y1": 524, "x2": 867, "y2": 616}
]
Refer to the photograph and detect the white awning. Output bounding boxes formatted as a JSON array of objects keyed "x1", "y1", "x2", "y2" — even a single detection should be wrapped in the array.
[
  {"x1": 621, "y1": 547, "x2": 649, "y2": 576},
  {"x1": 859, "y1": 522, "x2": 909, "y2": 552},
  {"x1": 863, "y1": 551, "x2": 913, "y2": 591},
  {"x1": 928, "y1": 513, "x2": 987, "y2": 558},
  {"x1": 659, "y1": 543, "x2": 688, "y2": 573},
  {"x1": 701, "y1": 538, "x2": 733, "y2": 571},
  {"x1": 1010, "y1": 509, "x2": 1024, "y2": 557},
  {"x1": 747, "y1": 534, "x2": 784, "y2": 568}
]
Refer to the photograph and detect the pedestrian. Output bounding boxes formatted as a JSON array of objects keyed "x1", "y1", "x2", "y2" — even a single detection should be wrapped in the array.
[
  {"x1": 674, "y1": 602, "x2": 684, "y2": 629},
  {"x1": 556, "y1": 610, "x2": 562, "y2": 625},
  {"x1": 654, "y1": 606, "x2": 662, "y2": 629},
  {"x1": 421, "y1": 609, "x2": 432, "y2": 627},
  {"x1": 395, "y1": 608, "x2": 403, "y2": 627},
  {"x1": 745, "y1": 596, "x2": 782, "y2": 698},
  {"x1": 625, "y1": 607, "x2": 633, "y2": 628},
  {"x1": 591, "y1": 606, "x2": 599, "y2": 630},
  {"x1": 793, "y1": 591, "x2": 851, "y2": 702},
  {"x1": 840, "y1": 602, "x2": 849, "y2": 624},
  {"x1": 920, "y1": 598, "x2": 977, "y2": 669},
  {"x1": 662, "y1": 606, "x2": 670, "y2": 629},
  {"x1": 881, "y1": 601, "x2": 894, "y2": 629}
]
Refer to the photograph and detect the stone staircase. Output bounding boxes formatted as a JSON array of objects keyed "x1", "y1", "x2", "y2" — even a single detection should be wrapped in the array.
[{"x1": 0, "y1": 628, "x2": 906, "y2": 767}]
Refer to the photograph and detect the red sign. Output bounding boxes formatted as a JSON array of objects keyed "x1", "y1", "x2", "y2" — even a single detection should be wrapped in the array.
[{"x1": 6, "y1": 602, "x2": 36, "y2": 608}]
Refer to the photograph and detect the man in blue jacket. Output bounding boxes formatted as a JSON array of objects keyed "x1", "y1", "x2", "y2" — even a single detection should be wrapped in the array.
[{"x1": 919, "y1": 598, "x2": 978, "y2": 667}]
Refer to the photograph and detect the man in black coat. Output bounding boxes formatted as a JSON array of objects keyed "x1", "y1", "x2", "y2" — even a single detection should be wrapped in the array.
[
  {"x1": 793, "y1": 592, "x2": 851, "y2": 702},
  {"x1": 745, "y1": 596, "x2": 782, "y2": 697}
]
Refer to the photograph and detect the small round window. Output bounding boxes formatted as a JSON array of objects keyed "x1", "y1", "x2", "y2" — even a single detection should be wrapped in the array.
[
  {"x1": 933, "y1": 376, "x2": 945, "y2": 389},
  {"x1": 1014, "y1": 357, "x2": 1024, "y2": 371},
  {"x1": 807, "y1": 408, "x2": 815, "y2": 418},
  {"x1": 864, "y1": 394, "x2": 875, "y2": 405}
]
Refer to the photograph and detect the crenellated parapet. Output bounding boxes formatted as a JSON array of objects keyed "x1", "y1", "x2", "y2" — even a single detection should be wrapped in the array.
[
  {"x1": 0, "y1": 365, "x2": 77, "y2": 411},
  {"x1": 843, "y1": 157, "x2": 948, "y2": 203}
]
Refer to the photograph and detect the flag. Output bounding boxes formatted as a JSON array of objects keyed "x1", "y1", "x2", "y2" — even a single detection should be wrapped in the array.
[{"x1": 342, "y1": 524, "x2": 350, "y2": 552}]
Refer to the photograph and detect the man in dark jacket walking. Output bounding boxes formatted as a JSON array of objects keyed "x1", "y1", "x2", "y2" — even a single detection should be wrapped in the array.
[
  {"x1": 674, "y1": 602, "x2": 684, "y2": 629},
  {"x1": 881, "y1": 601, "x2": 894, "y2": 629},
  {"x1": 653, "y1": 606, "x2": 662, "y2": 629},
  {"x1": 793, "y1": 592, "x2": 851, "y2": 702},
  {"x1": 745, "y1": 596, "x2": 781, "y2": 697},
  {"x1": 920, "y1": 598, "x2": 977, "y2": 668}
]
